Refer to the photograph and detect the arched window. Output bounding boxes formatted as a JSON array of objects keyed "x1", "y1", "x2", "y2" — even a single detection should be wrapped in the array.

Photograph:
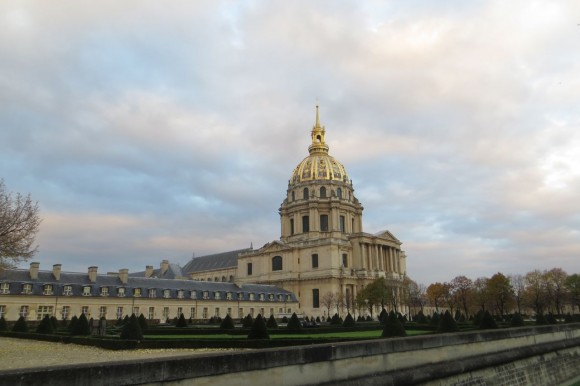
[
  {"x1": 229, "y1": 275, "x2": 234, "y2": 282},
  {"x1": 291, "y1": 191, "x2": 295, "y2": 201},
  {"x1": 320, "y1": 187, "x2": 326, "y2": 198},
  {"x1": 221, "y1": 276, "x2": 226, "y2": 282},
  {"x1": 337, "y1": 188, "x2": 342, "y2": 199},
  {"x1": 272, "y1": 256, "x2": 283, "y2": 271},
  {"x1": 303, "y1": 188, "x2": 309, "y2": 200}
]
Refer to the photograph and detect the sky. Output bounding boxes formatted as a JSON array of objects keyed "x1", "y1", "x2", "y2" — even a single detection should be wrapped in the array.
[{"x1": 1, "y1": 0, "x2": 579, "y2": 285}]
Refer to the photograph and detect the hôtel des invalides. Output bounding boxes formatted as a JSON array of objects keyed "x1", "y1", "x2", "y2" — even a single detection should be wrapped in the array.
[{"x1": 0, "y1": 107, "x2": 407, "y2": 322}]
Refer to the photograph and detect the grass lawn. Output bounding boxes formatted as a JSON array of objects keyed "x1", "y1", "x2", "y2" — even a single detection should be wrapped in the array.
[{"x1": 145, "y1": 329, "x2": 430, "y2": 340}]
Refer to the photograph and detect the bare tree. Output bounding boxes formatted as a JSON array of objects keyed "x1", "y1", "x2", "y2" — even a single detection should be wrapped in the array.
[
  {"x1": 320, "y1": 292, "x2": 336, "y2": 319},
  {"x1": 0, "y1": 180, "x2": 41, "y2": 268},
  {"x1": 509, "y1": 274, "x2": 526, "y2": 314}
]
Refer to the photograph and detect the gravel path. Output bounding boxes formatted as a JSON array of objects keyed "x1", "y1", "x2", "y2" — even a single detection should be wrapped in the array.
[{"x1": 0, "y1": 337, "x2": 236, "y2": 371}]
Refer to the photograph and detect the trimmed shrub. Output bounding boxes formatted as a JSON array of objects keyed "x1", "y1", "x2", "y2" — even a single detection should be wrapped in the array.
[
  {"x1": 473, "y1": 310, "x2": 484, "y2": 326},
  {"x1": 68, "y1": 315, "x2": 78, "y2": 333},
  {"x1": 315, "y1": 316, "x2": 321, "y2": 323},
  {"x1": 379, "y1": 308, "x2": 388, "y2": 325},
  {"x1": 72, "y1": 313, "x2": 91, "y2": 336},
  {"x1": 342, "y1": 313, "x2": 356, "y2": 327},
  {"x1": 281, "y1": 316, "x2": 288, "y2": 323},
  {"x1": 415, "y1": 311, "x2": 428, "y2": 324},
  {"x1": 365, "y1": 315, "x2": 372, "y2": 322},
  {"x1": 330, "y1": 313, "x2": 341, "y2": 325},
  {"x1": 430, "y1": 312, "x2": 440, "y2": 329},
  {"x1": 382, "y1": 311, "x2": 406, "y2": 338},
  {"x1": 286, "y1": 312, "x2": 302, "y2": 331},
  {"x1": 546, "y1": 313, "x2": 558, "y2": 325},
  {"x1": 36, "y1": 314, "x2": 55, "y2": 334},
  {"x1": 535, "y1": 313, "x2": 547, "y2": 325},
  {"x1": 357, "y1": 315, "x2": 364, "y2": 322},
  {"x1": 437, "y1": 311, "x2": 459, "y2": 333},
  {"x1": 242, "y1": 314, "x2": 254, "y2": 328},
  {"x1": 12, "y1": 316, "x2": 28, "y2": 332},
  {"x1": 247, "y1": 314, "x2": 269, "y2": 340},
  {"x1": 220, "y1": 314, "x2": 235, "y2": 331},
  {"x1": 50, "y1": 316, "x2": 59, "y2": 331},
  {"x1": 478, "y1": 311, "x2": 498, "y2": 330},
  {"x1": 176, "y1": 313, "x2": 188, "y2": 328},
  {"x1": 120, "y1": 314, "x2": 143, "y2": 341},
  {"x1": 510, "y1": 313, "x2": 525, "y2": 327},
  {"x1": 116, "y1": 317, "x2": 124, "y2": 326},
  {"x1": 266, "y1": 314, "x2": 278, "y2": 329},
  {"x1": 138, "y1": 314, "x2": 148, "y2": 331},
  {"x1": 0, "y1": 316, "x2": 7, "y2": 331}
]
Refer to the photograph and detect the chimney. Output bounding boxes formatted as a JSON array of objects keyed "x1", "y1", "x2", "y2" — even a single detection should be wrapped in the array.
[
  {"x1": 118, "y1": 268, "x2": 128, "y2": 285},
  {"x1": 145, "y1": 265, "x2": 154, "y2": 278},
  {"x1": 29, "y1": 262, "x2": 40, "y2": 280},
  {"x1": 160, "y1": 260, "x2": 169, "y2": 275},
  {"x1": 88, "y1": 266, "x2": 98, "y2": 283},
  {"x1": 52, "y1": 264, "x2": 62, "y2": 281}
]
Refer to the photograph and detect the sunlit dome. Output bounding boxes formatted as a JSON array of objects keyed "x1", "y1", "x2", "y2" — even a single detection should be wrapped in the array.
[{"x1": 289, "y1": 105, "x2": 351, "y2": 186}]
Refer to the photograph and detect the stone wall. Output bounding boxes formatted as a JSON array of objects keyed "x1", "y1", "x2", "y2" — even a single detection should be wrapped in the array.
[{"x1": 1, "y1": 324, "x2": 579, "y2": 386}]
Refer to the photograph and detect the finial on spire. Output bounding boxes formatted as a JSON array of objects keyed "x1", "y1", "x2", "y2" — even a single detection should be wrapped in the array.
[{"x1": 315, "y1": 102, "x2": 321, "y2": 128}]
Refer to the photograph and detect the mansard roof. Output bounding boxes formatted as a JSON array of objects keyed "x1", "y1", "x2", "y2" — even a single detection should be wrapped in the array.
[
  {"x1": 182, "y1": 248, "x2": 251, "y2": 274},
  {"x1": 129, "y1": 263, "x2": 184, "y2": 279}
]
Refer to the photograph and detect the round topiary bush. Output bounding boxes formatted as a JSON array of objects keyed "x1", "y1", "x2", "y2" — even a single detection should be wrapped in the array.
[
  {"x1": 12, "y1": 316, "x2": 28, "y2": 333},
  {"x1": 478, "y1": 310, "x2": 498, "y2": 330},
  {"x1": 121, "y1": 314, "x2": 143, "y2": 341},
  {"x1": 287, "y1": 312, "x2": 302, "y2": 331},
  {"x1": 247, "y1": 314, "x2": 269, "y2": 340},
  {"x1": 220, "y1": 314, "x2": 235, "y2": 331},
  {"x1": 36, "y1": 314, "x2": 55, "y2": 334},
  {"x1": 510, "y1": 312, "x2": 525, "y2": 327},
  {"x1": 266, "y1": 314, "x2": 278, "y2": 329},
  {"x1": 382, "y1": 311, "x2": 406, "y2": 338},
  {"x1": 437, "y1": 311, "x2": 459, "y2": 333},
  {"x1": 342, "y1": 313, "x2": 356, "y2": 328}
]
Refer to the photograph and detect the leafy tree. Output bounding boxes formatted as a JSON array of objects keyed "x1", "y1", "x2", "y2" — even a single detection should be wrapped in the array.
[
  {"x1": 266, "y1": 314, "x2": 278, "y2": 329},
  {"x1": 565, "y1": 273, "x2": 580, "y2": 313},
  {"x1": 437, "y1": 311, "x2": 459, "y2": 333},
  {"x1": 382, "y1": 311, "x2": 406, "y2": 338},
  {"x1": 0, "y1": 180, "x2": 42, "y2": 268},
  {"x1": 487, "y1": 272, "x2": 514, "y2": 318},
  {"x1": 176, "y1": 313, "x2": 188, "y2": 327},
  {"x1": 247, "y1": 314, "x2": 269, "y2": 340},
  {"x1": 138, "y1": 313, "x2": 148, "y2": 331},
  {"x1": 450, "y1": 275, "x2": 473, "y2": 319},
  {"x1": 287, "y1": 312, "x2": 302, "y2": 331},
  {"x1": 0, "y1": 316, "x2": 7, "y2": 331},
  {"x1": 72, "y1": 313, "x2": 90, "y2": 335},
  {"x1": 220, "y1": 314, "x2": 235, "y2": 330},
  {"x1": 120, "y1": 314, "x2": 143, "y2": 340},
  {"x1": 473, "y1": 277, "x2": 490, "y2": 312},
  {"x1": 342, "y1": 313, "x2": 356, "y2": 327},
  {"x1": 478, "y1": 311, "x2": 498, "y2": 330},
  {"x1": 36, "y1": 314, "x2": 54, "y2": 334},
  {"x1": 509, "y1": 274, "x2": 526, "y2": 314},
  {"x1": 360, "y1": 278, "x2": 393, "y2": 317},
  {"x1": 545, "y1": 268, "x2": 568, "y2": 316},
  {"x1": 426, "y1": 282, "x2": 447, "y2": 313},
  {"x1": 12, "y1": 316, "x2": 28, "y2": 332},
  {"x1": 525, "y1": 270, "x2": 548, "y2": 315},
  {"x1": 510, "y1": 312, "x2": 525, "y2": 327}
]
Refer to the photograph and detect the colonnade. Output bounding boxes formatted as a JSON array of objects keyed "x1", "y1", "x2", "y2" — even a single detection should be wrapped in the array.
[{"x1": 360, "y1": 243, "x2": 401, "y2": 273}]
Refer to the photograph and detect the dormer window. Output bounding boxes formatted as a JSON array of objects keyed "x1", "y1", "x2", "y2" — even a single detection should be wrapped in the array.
[
  {"x1": 22, "y1": 283, "x2": 32, "y2": 295},
  {"x1": 237, "y1": 292, "x2": 243, "y2": 300},
  {"x1": 249, "y1": 293, "x2": 255, "y2": 301},
  {"x1": 286, "y1": 294, "x2": 292, "y2": 301},
  {"x1": 202, "y1": 291, "x2": 209, "y2": 300},
  {"x1": 226, "y1": 292, "x2": 232, "y2": 300},
  {"x1": 177, "y1": 290, "x2": 184, "y2": 299},
  {"x1": 43, "y1": 284, "x2": 53, "y2": 296},
  {"x1": 63, "y1": 285, "x2": 73, "y2": 296},
  {"x1": 0, "y1": 283, "x2": 9, "y2": 294},
  {"x1": 118, "y1": 287, "x2": 126, "y2": 297},
  {"x1": 190, "y1": 290, "x2": 197, "y2": 299},
  {"x1": 269, "y1": 294, "x2": 274, "y2": 301},
  {"x1": 259, "y1": 293, "x2": 265, "y2": 301},
  {"x1": 82, "y1": 286, "x2": 91, "y2": 296},
  {"x1": 214, "y1": 292, "x2": 221, "y2": 300},
  {"x1": 148, "y1": 289, "x2": 157, "y2": 298},
  {"x1": 100, "y1": 287, "x2": 109, "y2": 297},
  {"x1": 163, "y1": 289, "x2": 170, "y2": 299},
  {"x1": 133, "y1": 288, "x2": 141, "y2": 297}
]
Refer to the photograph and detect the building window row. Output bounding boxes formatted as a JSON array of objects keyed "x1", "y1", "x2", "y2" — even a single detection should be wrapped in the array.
[{"x1": 290, "y1": 187, "x2": 349, "y2": 202}]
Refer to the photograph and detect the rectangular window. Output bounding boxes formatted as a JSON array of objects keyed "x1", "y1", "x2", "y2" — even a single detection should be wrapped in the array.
[
  {"x1": 259, "y1": 293, "x2": 265, "y2": 301},
  {"x1": 340, "y1": 215, "x2": 346, "y2": 232},
  {"x1": 269, "y1": 294, "x2": 274, "y2": 301},
  {"x1": 249, "y1": 293, "x2": 255, "y2": 301},
  {"x1": 99, "y1": 306, "x2": 107, "y2": 318},
  {"x1": 36, "y1": 305, "x2": 53, "y2": 320},
  {"x1": 290, "y1": 219, "x2": 294, "y2": 236},
  {"x1": 163, "y1": 307, "x2": 169, "y2": 320},
  {"x1": 203, "y1": 291, "x2": 209, "y2": 299},
  {"x1": 0, "y1": 283, "x2": 9, "y2": 294},
  {"x1": 287, "y1": 294, "x2": 292, "y2": 301},
  {"x1": 202, "y1": 307, "x2": 208, "y2": 319},
  {"x1": 302, "y1": 215, "x2": 310, "y2": 232},
  {"x1": 312, "y1": 254, "x2": 319, "y2": 268},
  {"x1": 260, "y1": 308, "x2": 265, "y2": 316},
  {"x1": 163, "y1": 289, "x2": 171, "y2": 299},
  {"x1": 149, "y1": 289, "x2": 156, "y2": 298},
  {"x1": 43, "y1": 284, "x2": 53, "y2": 295},
  {"x1": 226, "y1": 292, "x2": 232, "y2": 300},
  {"x1": 238, "y1": 292, "x2": 243, "y2": 300},
  {"x1": 81, "y1": 306, "x2": 89, "y2": 316},
  {"x1": 148, "y1": 307, "x2": 155, "y2": 320},
  {"x1": 133, "y1": 307, "x2": 139, "y2": 316},
  {"x1": 247, "y1": 262, "x2": 253, "y2": 275},
  {"x1": 63, "y1": 285, "x2": 73, "y2": 296},
  {"x1": 19, "y1": 305, "x2": 29, "y2": 318},
  {"x1": 215, "y1": 308, "x2": 220, "y2": 317},
  {"x1": 62, "y1": 306, "x2": 70, "y2": 320},
  {"x1": 238, "y1": 308, "x2": 243, "y2": 318},
  {"x1": 118, "y1": 287, "x2": 126, "y2": 297},
  {"x1": 227, "y1": 307, "x2": 232, "y2": 316},
  {"x1": 82, "y1": 286, "x2": 91, "y2": 296},
  {"x1": 134, "y1": 288, "x2": 141, "y2": 297},
  {"x1": 116, "y1": 306, "x2": 123, "y2": 319},
  {"x1": 250, "y1": 308, "x2": 255, "y2": 317},
  {"x1": 270, "y1": 308, "x2": 274, "y2": 316},
  {"x1": 320, "y1": 214, "x2": 329, "y2": 231},
  {"x1": 342, "y1": 253, "x2": 348, "y2": 268},
  {"x1": 177, "y1": 307, "x2": 183, "y2": 317},
  {"x1": 190, "y1": 307, "x2": 196, "y2": 319},
  {"x1": 312, "y1": 289, "x2": 320, "y2": 308},
  {"x1": 0, "y1": 305, "x2": 5, "y2": 318},
  {"x1": 100, "y1": 287, "x2": 108, "y2": 297},
  {"x1": 22, "y1": 283, "x2": 32, "y2": 294}
]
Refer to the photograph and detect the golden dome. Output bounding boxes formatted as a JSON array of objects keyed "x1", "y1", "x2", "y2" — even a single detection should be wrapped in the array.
[{"x1": 289, "y1": 105, "x2": 351, "y2": 186}]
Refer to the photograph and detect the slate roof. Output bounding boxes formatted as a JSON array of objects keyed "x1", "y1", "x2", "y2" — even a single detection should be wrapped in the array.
[
  {"x1": 182, "y1": 248, "x2": 251, "y2": 274},
  {"x1": 0, "y1": 268, "x2": 297, "y2": 302},
  {"x1": 129, "y1": 263, "x2": 184, "y2": 279}
]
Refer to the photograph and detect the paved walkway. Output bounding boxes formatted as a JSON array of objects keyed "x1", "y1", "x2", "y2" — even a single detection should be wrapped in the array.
[{"x1": 0, "y1": 337, "x2": 234, "y2": 371}]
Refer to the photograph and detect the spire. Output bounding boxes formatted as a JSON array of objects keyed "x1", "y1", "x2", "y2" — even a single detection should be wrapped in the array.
[{"x1": 309, "y1": 103, "x2": 329, "y2": 154}]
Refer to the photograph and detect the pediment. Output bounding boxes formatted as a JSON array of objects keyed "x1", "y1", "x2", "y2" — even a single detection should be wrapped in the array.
[
  {"x1": 258, "y1": 240, "x2": 291, "y2": 253},
  {"x1": 374, "y1": 230, "x2": 401, "y2": 244}
]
